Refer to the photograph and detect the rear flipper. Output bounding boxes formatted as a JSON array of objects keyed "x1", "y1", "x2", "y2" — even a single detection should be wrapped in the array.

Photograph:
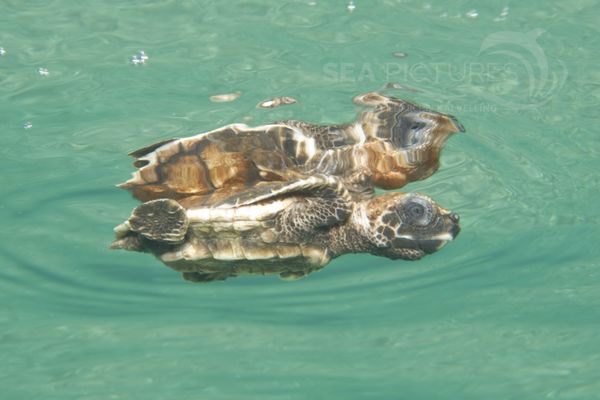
[
  {"x1": 110, "y1": 234, "x2": 146, "y2": 252},
  {"x1": 128, "y1": 199, "x2": 189, "y2": 243}
]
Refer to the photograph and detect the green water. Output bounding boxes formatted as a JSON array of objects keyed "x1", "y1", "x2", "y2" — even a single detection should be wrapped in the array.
[{"x1": 1, "y1": 1, "x2": 599, "y2": 399}]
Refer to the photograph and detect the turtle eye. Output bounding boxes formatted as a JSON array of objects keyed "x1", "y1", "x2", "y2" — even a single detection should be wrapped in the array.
[
  {"x1": 410, "y1": 122, "x2": 426, "y2": 132},
  {"x1": 408, "y1": 202, "x2": 424, "y2": 218},
  {"x1": 403, "y1": 199, "x2": 434, "y2": 226}
]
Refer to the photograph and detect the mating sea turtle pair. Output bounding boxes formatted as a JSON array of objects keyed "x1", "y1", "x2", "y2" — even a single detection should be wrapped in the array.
[{"x1": 111, "y1": 92, "x2": 463, "y2": 282}]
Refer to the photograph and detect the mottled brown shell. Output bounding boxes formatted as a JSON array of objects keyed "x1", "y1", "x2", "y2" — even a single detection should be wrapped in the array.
[
  {"x1": 119, "y1": 124, "x2": 310, "y2": 202},
  {"x1": 119, "y1": 93, "x2": 463, "y2": 203}
]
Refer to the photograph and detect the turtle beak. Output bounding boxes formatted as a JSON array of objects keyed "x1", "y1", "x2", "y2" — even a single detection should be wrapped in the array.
[
  {"x1": 448, "y1": 212, "x2": 461, "y2": 239},
  {"x1": 415, "y1": 212, "x2": 460, "y2": 253},
  {"x1": 419, "y1": 238, "x2": 451, "y2": 254},
  {"x1": 450, "y1": 223, "x2": 461, "y2": 239}
]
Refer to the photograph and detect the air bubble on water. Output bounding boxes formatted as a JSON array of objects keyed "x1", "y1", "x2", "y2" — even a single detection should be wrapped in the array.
[
  {"x1": 209, "y1": 92, "x2": 241, "y2": 103},
  {"x1": 0, "y1": 47, "x2": 6, "y2": 56},
  {"x1": 38, "y1": 67, "x2": 49, "y2": 76},
  {"x1": 23, "y1": 122, "x2": 33, "y2": 129},
  {"x1": 347, "y1": 1, "x2": 356, "y2": 12},
  {"x1": 465, "y1": 9, "x2": 479, "y2": 18},
  {"x1": 131, "y1": 50, "x2": 149, "y2": 65},
  {"x1": 384, "y1": 82, "x2": 421, "y2": 93},
  {"x1": 308, "y1": 1, "x2": 317, "y2": 5},
  {"x1": 494, "y1": 6, "x2": 509, "y2": 21}
]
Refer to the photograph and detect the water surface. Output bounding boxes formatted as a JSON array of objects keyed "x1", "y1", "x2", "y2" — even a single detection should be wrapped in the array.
[{"x1": 1, "y1": 1, "x2": 599, "y2": 399}]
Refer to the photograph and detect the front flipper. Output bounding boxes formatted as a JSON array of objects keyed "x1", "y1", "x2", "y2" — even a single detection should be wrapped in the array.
[
  {"x1": 276, "y1": 188, "x2": 351, "y2": 242},
  {"x1": 128, "y1": 199, "x2": 189, "y2": 243},
  {"x1": 214, "y1": 174, "x2": 342, "y2": 208}
]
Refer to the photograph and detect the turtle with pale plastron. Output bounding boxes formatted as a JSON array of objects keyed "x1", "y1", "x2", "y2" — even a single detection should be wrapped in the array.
[
  {"x1": 111, "y1": 175, "x2": 460, "y2": 282},
  {"x1": 118, "y1": 92, "x2": 463, "y2": 202}
]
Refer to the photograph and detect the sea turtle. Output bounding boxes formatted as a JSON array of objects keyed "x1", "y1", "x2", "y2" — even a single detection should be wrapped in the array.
[
  {"x1": 111, "y1": 175, "x2": 460, "y2": 282},
  {"x1": 118, "y1": 92, "x2": 463, "y2": 202}
]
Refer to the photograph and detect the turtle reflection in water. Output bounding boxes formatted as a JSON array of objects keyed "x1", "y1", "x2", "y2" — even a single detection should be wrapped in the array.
[{"x1": 111, "y1": 92, "x2": 463, "y2": 282}]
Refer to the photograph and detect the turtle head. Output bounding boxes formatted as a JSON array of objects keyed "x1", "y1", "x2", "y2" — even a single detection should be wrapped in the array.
[
  {"x1": 364, "y1": 192, "x2": 460, "y2": 260},
  {"x1": 356, "y1": 93, "x2": 464, "y2": 189}
]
